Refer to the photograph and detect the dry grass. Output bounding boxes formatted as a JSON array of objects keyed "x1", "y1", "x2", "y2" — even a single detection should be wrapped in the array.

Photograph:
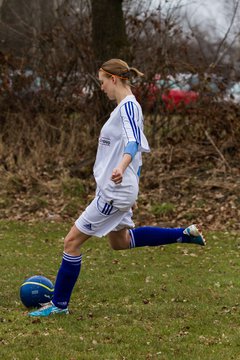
[
  {"x1": 1, "y1": 111, "x2": 98, "y2": 171},
  {"x1": 0, "y1": 86, "x2": 240, "y2": 232}
]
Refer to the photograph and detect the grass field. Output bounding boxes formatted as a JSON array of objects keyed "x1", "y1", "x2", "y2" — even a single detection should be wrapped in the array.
[{"x1": 1, "y1": 220, "x2": 240, "y2": 360}]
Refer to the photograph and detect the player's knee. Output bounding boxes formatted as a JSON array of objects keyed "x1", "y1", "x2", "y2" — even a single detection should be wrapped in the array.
[
  {"x1": 108, "y1": 230, "x2": 131, "y2": 250},
  {"x1": 64, "y1": 234, "x2": 84, "y2": 253},
  {"x1": 63, "y1": 225, "x2": 90, "y2": 253},
  {"x1": 64, "y1": 235, "x2": 77, "y2": 252}
]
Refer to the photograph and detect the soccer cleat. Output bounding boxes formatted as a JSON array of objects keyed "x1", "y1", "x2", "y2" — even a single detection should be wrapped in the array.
[
  {"x1": 183, "y1": 224, "x2": 206, "y2": 246},
  {"x1": 28, "y1": 302, "x2": 69, "y2": 317}
]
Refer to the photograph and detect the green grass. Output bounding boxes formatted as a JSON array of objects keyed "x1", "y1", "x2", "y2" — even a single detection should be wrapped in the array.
[
  {"x1": 151, "y1": 202, "x2": 175, "y2": 216},
  {"x1": 1, "y1": 221, "x2": 240, "y2": 360}
]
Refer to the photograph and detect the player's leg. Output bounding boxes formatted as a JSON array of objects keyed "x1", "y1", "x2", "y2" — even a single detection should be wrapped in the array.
[
  {"x1": 29, "y1": 225, "x2": 90, "y2": 317},
  {"x1": 64, "y1": 224, "x2": 90, "y2": 255},
  {"x1": 108, "y1": 228, "x2": 131, "y2": 250},
  {"x1": 29, "y1": 195, "x2": 129, "y2": 317},
  {"x1": 128, "y1": 224, "x2": 205, "y2": 248},
  {"x1": 51, "y1": 225, "x2": 90, "y2": 309},
  {"x1": 108, "y1": 223, "x2": 205, "y2": 250},
  {"x1": 108, "y1": 208, "x2": 205, "y2": 250}
]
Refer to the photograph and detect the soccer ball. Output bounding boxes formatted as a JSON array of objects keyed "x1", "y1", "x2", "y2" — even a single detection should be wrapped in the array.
[{"x1": 20, "y1": 275, "x2": 54, "y2": 308}]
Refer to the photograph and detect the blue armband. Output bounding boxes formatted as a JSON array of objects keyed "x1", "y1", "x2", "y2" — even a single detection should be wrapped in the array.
[{"x1": 124, "y1": 141, "x2": 138, "y2": 160}]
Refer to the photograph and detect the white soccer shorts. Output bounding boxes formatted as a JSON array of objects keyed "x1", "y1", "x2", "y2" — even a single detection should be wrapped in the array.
[{"x1": 75, "y1": 195, "x2": 135, "y2": 237}]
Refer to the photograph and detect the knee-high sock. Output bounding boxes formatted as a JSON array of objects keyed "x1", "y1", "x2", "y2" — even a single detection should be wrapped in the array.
[
  {"x1": 129, "y1": 227, "x2": 189, "y2": 248},
  {"x1": 52, "y1": 252, "x2": 82, "y2": 309}
]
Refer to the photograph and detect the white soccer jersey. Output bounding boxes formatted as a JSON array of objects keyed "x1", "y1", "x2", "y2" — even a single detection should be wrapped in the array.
[{"x1": 93, "y1": 95, "x2": 150, "y2": 211}]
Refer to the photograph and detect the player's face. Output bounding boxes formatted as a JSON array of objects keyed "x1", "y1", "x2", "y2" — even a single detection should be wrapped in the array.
[{"x1": 98, "y1": 72, "x2": 116, "y2": 100}]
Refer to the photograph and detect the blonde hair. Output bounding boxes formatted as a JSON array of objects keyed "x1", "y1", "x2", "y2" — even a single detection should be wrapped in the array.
[{"x1": 99, "y1": 58, "x2": 144, "y2": 81}]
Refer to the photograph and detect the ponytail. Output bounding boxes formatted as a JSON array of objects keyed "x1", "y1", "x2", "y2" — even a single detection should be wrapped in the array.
[{"x1": 129, "y1": 67, "x2": 144, "y2": 78}]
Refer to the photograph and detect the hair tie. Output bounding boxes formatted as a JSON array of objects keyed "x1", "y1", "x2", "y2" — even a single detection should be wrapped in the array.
[
  {"x1": 119, "y1": 71, "x2": 130, "y2": 78},
  {"x1": 99, "y1": 67, "x2": 129, "y2": 80}
]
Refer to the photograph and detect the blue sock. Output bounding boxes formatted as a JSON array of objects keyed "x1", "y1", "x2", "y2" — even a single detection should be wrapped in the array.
[
  {"x1": 52, "y1": 252, "x2": 82, "y2": 309},
  {"x1": 129, "y1": 227, "x2": 189, "y2": 248}
]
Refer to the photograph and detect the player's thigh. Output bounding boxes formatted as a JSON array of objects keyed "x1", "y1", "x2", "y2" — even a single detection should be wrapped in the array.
[
  {"x1": 108, "y1": 228, "x2": 131, "y2": 250},
  {"x1": 64, "y1": 224, "x2": 90, "y2": 254}
]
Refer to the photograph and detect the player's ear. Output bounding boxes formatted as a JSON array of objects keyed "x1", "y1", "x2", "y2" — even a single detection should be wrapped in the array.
[{"x1": 111, "y1": 75, "x2": 116, "y2": 84}]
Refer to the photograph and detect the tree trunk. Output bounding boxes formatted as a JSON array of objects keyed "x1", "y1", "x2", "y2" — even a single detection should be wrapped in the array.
[{"x1": 91, "y1": 0, "x2": 129, "y2": 66}]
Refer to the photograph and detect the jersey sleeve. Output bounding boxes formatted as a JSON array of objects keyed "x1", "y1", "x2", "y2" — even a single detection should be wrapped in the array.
[{"x1": 120, "y1": 101, "x2": 150, "y2": 153}]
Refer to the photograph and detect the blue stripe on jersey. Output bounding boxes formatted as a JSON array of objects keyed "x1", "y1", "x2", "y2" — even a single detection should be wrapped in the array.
[
  {"x1": 124, "y1": 103, "x2": 136, "y2": 139},
  {"x1": 129, "y1": 102, "x2": 139, "y2": 142},
  {"x1": 124, "y1": 102, "x2": 139, "y2": 143},
  {"x1": 137, "y1": 165, "x2": 142, "y2": 177},
  {"x1": 138, "y1": 125, "x2": 141, "y2": 144}
]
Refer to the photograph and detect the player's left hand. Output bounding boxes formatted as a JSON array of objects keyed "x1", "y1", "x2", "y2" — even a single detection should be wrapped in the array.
[
  {"x1": 132, "y1": 201, "x2": 138, "y2": 210},
  {"x1": 111, "y1": 168, "x2": 123, "y2": 184}
]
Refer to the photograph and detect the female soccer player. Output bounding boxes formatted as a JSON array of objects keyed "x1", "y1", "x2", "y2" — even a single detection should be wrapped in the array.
[{"x1": 29, "y1": 59, "x2": 205, "y2": 317}]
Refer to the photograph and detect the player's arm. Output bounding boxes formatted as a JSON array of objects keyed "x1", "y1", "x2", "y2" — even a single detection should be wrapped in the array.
[{"x1": 111, "y1": 141, "x2": 138, "y2": 184}]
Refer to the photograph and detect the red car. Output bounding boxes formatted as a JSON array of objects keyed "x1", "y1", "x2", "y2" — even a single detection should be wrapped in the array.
[
  {"x1": 134, "y1": 81, "x2": 199, "y2": 112},
  {"x1": 162, "y1": 88, "x2": 199, "y2": 110}
]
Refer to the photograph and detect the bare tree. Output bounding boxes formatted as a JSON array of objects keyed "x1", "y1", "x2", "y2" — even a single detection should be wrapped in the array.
[
  {"x1": 182, "y1": 0, "x2": 240, "y2": 77},
  {"x1": 222, "y1": 0, "x2": 240, "y2": 78},
  {"x1": 0, "y1": 0, "x2": 55, "y2": 56},
  {"x1": 91, "y1": 0, "x2": 129, "y2": 65}
]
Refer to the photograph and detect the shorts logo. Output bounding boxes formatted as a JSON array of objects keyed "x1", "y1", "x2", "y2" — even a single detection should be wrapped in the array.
[
  {"x1": 102, "y1": 203, "x2": 113, "y2": 215},
  {"x1": 97, "y1": 196, "x2": 119, "y2": 216},
  {"x1": 99, "y1": 137, "x2": 111, "y2": 146},
  {"x1": 83, "y1": 223, "x2": 92, "y2": 231}
]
